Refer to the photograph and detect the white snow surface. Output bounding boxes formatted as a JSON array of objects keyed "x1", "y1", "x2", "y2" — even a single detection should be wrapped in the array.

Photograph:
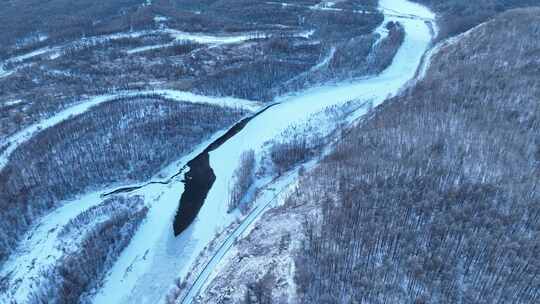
[
  {"x1": 0, "y1": 90, "x2": 260, "y2": 173},
  {"x1": 91, "y1": 0, "x2": 435, "y2": 303}
]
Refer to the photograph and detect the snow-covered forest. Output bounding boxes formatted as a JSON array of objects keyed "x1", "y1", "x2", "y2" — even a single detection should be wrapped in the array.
[{"x1": 1, "y1": 0, "x2": 539, "y2": 303}]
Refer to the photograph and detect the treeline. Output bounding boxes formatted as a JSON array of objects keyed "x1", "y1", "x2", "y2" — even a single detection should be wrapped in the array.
[
  {"x1": 412, "y1": 0, "x2": 540, "y2": 39},
  {"x1": 27, "y1": 196, "x2": 147, "y2": 304},
  {"x1": 291, "y1": 9, "x2": 540, "y2": 303},
  {"x1": 0, "y1": 95, "x2": 247, "y2": 264}
]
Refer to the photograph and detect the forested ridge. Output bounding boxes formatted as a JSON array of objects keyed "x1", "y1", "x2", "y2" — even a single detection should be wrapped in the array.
[{"x1": 290, "y1": 8, "x2": 540, "y2": 303}]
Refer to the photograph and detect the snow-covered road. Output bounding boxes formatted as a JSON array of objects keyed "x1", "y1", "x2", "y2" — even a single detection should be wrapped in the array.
[{"x1": 91, "y1": 0, "x2": 436, "y2": 303}]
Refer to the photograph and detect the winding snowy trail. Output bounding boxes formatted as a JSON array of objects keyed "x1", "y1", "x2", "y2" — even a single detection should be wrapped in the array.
[
  {"x1": 91, "y1": 0, "x2": 436, "y2": 303},
  {"x1": 0, "y1": 90, "x2": 259, "y2": 173}
]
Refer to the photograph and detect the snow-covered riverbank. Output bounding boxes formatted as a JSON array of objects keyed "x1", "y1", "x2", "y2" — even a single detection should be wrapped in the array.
[
  {"x1": 0, "y1": 121, "x2": 246, "y2": 303},
  {"x1": 91, "y1": 0, "x2": 436, "y2": 303}
]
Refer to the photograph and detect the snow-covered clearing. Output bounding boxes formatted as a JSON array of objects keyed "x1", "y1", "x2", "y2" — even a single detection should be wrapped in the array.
[
  {"x1": 124, "y1": 29, "x2": 260, "y2": 54},
  {"x1": 311, "y1": 1, "x2": 338, "y2": 10},
  {"x1": 2, "y1": 99, "x2": 24, "y2": 107},
  {"x1": 266, "y1": 1, "x2": 358, "y2": 13},
  {"x1": 0, "y1": 90, "x2": 260, "y2": 173},
  {"x1": 91, "y1": 0, "x2": 436, "y2": 303}
]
